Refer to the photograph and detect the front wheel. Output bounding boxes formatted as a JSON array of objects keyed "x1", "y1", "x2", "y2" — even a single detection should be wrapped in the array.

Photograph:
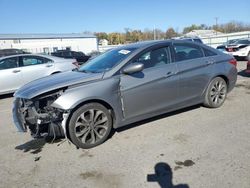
[
  {"x1": 68, "y1": 103, "x2": 112, "y2": 149},
  {"x1": 203, "y1": 77, "x2": 228, "y2": 108}
]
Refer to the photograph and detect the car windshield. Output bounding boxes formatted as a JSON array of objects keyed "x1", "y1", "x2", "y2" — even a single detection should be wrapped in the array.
[{"x1": 79, "y1": 47, "x2": 136, "y2": 73}]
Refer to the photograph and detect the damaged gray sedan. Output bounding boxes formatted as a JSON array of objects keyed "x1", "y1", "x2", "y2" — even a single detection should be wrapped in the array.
[{"x1": 13, "y1": 40, "x2": 237, "y2": 149}]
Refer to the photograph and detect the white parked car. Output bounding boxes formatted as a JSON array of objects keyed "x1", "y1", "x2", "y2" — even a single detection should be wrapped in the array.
[
  {"x1": 0, "y1": 54, "x2": 78, "y2": 94},
  {"x1": 225, "y1": 38, "x2": 250, "y2": 60}
]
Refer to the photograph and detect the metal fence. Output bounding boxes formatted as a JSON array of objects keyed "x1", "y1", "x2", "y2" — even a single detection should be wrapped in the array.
[
  {"x1": 98, "y1": 31, "x2": 250, "y2": 51},
  {"x1": 201, "y1": 31, "x2": 250, "y2": 47}
]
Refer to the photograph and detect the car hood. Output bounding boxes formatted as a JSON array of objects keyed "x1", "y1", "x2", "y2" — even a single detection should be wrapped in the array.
[{"x1": 14, "y1": 71, "x2": 104, "y2": 99}]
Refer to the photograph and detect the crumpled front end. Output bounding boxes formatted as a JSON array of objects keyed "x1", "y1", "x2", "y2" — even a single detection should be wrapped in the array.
[{"x1": 12, "y1": 90, "x2": 69, "y2": 139}]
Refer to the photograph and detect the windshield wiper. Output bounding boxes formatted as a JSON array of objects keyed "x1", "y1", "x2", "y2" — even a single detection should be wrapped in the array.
[{"x1": 79, "y1": 69, "x2": 99, "y2": 73}]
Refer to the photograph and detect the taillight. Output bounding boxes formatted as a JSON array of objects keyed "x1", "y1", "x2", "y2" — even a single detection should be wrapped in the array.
[
  {"x1": 72, "y1": 61, "x2": 80, "y2": 68},
  {"x1": 229, "y1": 58, "x2": 237, "y2": 67}
]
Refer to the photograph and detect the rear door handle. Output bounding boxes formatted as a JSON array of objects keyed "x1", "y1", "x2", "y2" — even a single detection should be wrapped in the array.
[
  {"x1": 12, "y1": 70, "x2": 21, "y2": 73},
  {"x1": 46, "y1": 64, "x2": 53, "y2": 67},
  {"x1": 206, "y1": 60, "x2": 214, "y2": 65}
]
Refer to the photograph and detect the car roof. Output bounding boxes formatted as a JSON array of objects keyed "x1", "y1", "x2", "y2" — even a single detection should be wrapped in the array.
[
  {"x1": 114, "y1": 39, "x2": 207, "y2": 50},
  {"x1": 0, "y1": 53, "x2": 65, "y2": 61},
  {"x1": 114, "y1": 40, "x2": 174, "y2": 50},
  {"x1": 0, "y1": 48, "x2": 23, "y2": 51}
]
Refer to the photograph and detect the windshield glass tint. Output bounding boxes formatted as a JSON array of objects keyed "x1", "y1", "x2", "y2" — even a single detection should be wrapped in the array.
[{"x1": 79, "y1": 48, "x2": 136, "y2": 73}]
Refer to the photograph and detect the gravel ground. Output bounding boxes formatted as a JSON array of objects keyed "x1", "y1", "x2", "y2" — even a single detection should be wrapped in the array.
[{"x1": 0, "y1": 61, "x2": 249, "y2": 188}]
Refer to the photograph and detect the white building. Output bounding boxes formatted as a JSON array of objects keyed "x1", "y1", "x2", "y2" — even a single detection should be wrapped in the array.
[
  {"x1": 0, "y1": 33, "x2": 98, "y2": 54},
  {"x1": 185, "y1": 30, "x2": 223, "y2": 38},
  {"x1": 99, "y1": 39, "x2": 109, "y2": 46}
]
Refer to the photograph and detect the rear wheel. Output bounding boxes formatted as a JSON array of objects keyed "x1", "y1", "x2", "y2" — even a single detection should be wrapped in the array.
[
  {"x1": 204, "y1": 77, "x2": 227, "y2": 108},
  {"x1": 68, "y1": 103, "x2": 112, "y2": 149}
]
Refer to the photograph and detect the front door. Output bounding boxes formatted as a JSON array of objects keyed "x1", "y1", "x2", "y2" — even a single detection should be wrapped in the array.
[
  {"x1": 0, "y1": 56, "x2": 22, "y2": 93},
  {"x1": 120, "y1": 46, "x2": 179, "y2": 120}
]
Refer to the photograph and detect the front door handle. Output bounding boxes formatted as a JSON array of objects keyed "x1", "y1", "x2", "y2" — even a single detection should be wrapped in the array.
[
  {"x1": 12, "y1": 70, "x2": 21, "y2": 73},
  {"x1": 165, "y1": 71, "x2": 175, "y2": 78},
  {"x1": 46, "y1": 64, "x2": 53, "y2": 67}
]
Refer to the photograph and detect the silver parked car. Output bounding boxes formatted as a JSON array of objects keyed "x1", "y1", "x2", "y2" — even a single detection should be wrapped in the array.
[
  {"x1": 13, "y1": 40, "x2": 237, "y2": 149},
  {"x1": 0, "y1": 54, "x2": 78, "y2": 94}
]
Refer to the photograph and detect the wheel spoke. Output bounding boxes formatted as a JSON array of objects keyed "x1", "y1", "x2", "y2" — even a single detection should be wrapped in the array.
[
  {"x1": 81, "y1": 129, "x2": 91, "y2": 143},
  {"x1": 93, "y1": 128, "x2": 103, "y2": 139},
  {"x1": 90, "y1": 130, "x2": 96, "y2": 144},
  {"x1": 80, "y1": 113, "x2": 89, "y2": 124},
  {"x1": 94, "y1": 110, "x2": 104, "y2": 123},
  {"x1": 94, "y1": 116, "x2": 108, "y2": 126},
  {"x1": 218, "y1": 81, "x2": 222, "y2": 90},
  {"x1": 95, "y1": 124, "x2": 108, "y2": 130},
  {"x1": 89, "y1": 109, "x2": 95, "y2": 122},
  {"x1": 214, "y1": 95, "x2": 219, "y2": 104},
  {"x1": 75, "y1": 127, "x2": 89, "y2": 137}
]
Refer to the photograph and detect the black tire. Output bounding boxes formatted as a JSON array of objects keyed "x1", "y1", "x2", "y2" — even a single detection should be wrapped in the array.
[
  {"x1": 68, "y1": 103, "x2": 112, "y2": 149},
  {"x1": 203, "y1": 77, "x2": 228, "y2": 108},
  {"x1": 247, "y1": 52, "x2": 250, "y2": 61}
]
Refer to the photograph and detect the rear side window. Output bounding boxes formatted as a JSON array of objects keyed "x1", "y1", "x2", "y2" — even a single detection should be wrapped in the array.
[
  {"x1": 203, "y1": 48, "x2": 217, "y2": 57},
  {"x1": 21, "y1": 56, "x2": 50, "y2": 66},
  {"x1": 0, "y1": 57, "x2": 18, "y2": 70},
  {"x1": 174, "y1": 43, "x2": 203, "y2": 61}
]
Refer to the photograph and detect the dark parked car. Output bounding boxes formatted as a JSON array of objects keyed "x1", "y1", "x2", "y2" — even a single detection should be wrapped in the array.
[
  {"x1": 51, "y1": 50, "x2": 90, "y2": 64},
  {"x1": 180, "y1": 37, "x2": 203, "y2": 44},
  {"x1": 0, "y1": 48, "x2": 28, "y2": 57},
  {"x1": 13, "y1": 40, "x2": 237, "y2": 149}
]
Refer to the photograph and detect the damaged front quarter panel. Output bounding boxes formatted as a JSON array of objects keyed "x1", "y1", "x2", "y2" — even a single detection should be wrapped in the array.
[{"x1": 12, "y1": 89, "x2": 68, "y2": 139}]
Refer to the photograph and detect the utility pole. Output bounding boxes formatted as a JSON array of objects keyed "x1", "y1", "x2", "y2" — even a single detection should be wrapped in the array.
[
  {"x1": 215, "y1": 17, "x2": 219, "y2": 35},
  {"x1": 153, "y1": 25, "x2": 156, "y2": 40}
]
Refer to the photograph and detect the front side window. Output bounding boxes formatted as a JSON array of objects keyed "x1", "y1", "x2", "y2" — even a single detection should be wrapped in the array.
[
  {"x1": 79, "y1": 47, "x2": 137, "y2": 73},
  {"x1": 174, "y1": 44, "x2": 203, "y2": 61},
  {"x1": 21, "y1": 56, "x2": 47, "y2": 66},
  {"x1": 0, "y1": 57, "x2": 18, "y2": 70},
  {"x1": 133, "y1": 47, "x2": 171, "y2": 69}
]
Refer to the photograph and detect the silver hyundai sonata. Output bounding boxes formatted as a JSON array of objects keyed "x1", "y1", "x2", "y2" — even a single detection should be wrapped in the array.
[{"x1": 13, "y1": 40, "x2": 237, "y2": 149}]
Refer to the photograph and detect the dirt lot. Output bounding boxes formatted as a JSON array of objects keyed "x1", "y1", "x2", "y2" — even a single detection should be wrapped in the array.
[{"x1": 0, "y1": 61, "x2": 249, "y2": 188}]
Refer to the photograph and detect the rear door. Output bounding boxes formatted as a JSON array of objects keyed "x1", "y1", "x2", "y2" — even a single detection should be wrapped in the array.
[
  {"x1": 0, "y1": 56, "x2": 23, "y2": 93},
  {"x1": 172, "y1": 42, "x2": 213, "y2": 103},
  {"x1": 19, "y1": 55, "x2": 54, "y2": 85},
  {"x1": 120, "y1": 45, "x2": 179, "y2": 120}
]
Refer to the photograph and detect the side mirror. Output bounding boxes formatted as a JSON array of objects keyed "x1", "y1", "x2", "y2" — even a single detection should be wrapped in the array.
[{"x1": 122, "y1": 63, "x2": 144, "y2": 75}]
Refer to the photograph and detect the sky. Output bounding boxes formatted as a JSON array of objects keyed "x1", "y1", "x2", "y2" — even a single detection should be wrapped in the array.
[{"x1": 0, "y1": 0, "x2": 249, "y2": 34}]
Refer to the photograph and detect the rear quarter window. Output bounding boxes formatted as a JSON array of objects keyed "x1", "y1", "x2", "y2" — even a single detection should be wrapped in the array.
[{"x1": 203, "y1": 48, "x2": 218, "y2": 57}]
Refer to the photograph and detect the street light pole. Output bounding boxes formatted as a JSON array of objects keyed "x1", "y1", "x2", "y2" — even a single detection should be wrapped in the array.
[
  {"x1": 153, "y1": 25, "x2": 156, "y2": 40},
  {"x1": 215, "y1": 17, "x2": 219, "y2": 35}
]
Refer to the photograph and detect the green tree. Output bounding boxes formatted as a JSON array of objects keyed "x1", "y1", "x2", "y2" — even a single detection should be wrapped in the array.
[{"x1": 165, "y1": 28, "x2": 177, "y2": 39}]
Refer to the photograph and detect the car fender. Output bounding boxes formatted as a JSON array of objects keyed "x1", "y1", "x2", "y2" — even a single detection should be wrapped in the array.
[{"x1": 51, "y1": 76, "x2": 124, "y2": 128}]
